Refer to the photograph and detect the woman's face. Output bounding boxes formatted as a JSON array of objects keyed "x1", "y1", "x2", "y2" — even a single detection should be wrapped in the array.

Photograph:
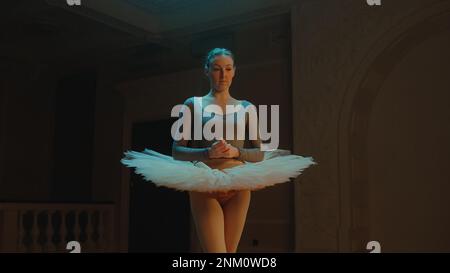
[{"x1": 206, "y1": 55, "x2": 235, "y2": 92}]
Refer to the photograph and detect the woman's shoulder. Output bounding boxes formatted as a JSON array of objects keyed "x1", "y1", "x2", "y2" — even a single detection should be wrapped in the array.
[
  {"x1": 183, "y1": 97, "x2": 203, "y2": 109},
  {"x1": 239, "y1": 99, "x2": 254, "y2": 108},
  {"x1": 182, "y1": 96, "x2": 195, "y2": 105}
]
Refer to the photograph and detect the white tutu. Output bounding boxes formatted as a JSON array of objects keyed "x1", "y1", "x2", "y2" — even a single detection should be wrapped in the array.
[{"x1": 121, "y1": 149, "x2": 316, "y2": 192}]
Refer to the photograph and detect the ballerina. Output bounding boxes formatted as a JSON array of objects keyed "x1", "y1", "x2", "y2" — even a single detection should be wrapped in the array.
[{"x1": 121, "y1": 48, "x2": 316, "y2": 253}]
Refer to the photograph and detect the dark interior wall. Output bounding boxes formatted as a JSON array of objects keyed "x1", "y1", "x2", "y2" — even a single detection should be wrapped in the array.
[
  {"x1": 91, "y1": 66, "x2": 125, "y2": 203},
  {"x1": 0, "y1": 62, "x2": 56, "y2": 201},
  {"x1": 367, "y1": 29, "x2": 450, "y2": 252},
  {"x1": 52, "y1": 70, "x2": 97, "y2": 202},
  {"x1": 0, "y1": 65, "x2": 6, "y2": 195},
  {"x1": 291, "y1": 0, "x2": 450, "y2": 252},
  {"x1": 0, "y1": 0, "x2": 134, "y2": 204},
  {"x1": 0, "y1": 62, "x2": 101, "y2": 202},
  {"x1": 0, "y1": 60, "x2": 125, "y2": 250}
]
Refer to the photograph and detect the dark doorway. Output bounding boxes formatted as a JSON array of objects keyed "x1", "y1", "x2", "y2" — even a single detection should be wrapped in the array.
[{"x1": 128, "y1": 118, "x2": 190, "y2": 252}]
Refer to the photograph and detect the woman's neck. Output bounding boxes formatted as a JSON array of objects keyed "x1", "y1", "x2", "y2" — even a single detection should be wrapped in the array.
[{"x1": 207, "y1": 88, "x2": 231, "y2": 104}]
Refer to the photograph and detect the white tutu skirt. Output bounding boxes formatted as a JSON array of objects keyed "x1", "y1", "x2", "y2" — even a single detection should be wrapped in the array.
[{"x1": 121, "y1": 149, "x2": 316, "y2": 192}]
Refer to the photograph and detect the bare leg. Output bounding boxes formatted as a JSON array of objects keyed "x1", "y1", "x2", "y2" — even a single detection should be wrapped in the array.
[
  {"x1": 189, "y1": 191, "x2": 227, "y2": 253},
  {"x1": 222, "y1": 190, "x2": 251, "y2": 253}
]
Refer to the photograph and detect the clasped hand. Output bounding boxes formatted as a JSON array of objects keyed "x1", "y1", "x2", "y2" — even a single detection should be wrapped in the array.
[{"x1": 207, "y1": 139, "x2": 239, "y2": 159}]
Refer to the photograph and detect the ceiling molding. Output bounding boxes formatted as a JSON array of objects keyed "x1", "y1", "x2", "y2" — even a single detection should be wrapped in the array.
[
  {"x1": 159, "y1": 0, "x2": 295, "y2": 34},
  {"x1": 162, "y1": 2, "x2": 294, "y2": 40},
  {"x1": 45, "y1": 0, "x2": 295, "y2": 44},
  {"x1": 45, "y1": 0, "x2": 163, "y2": 44}
]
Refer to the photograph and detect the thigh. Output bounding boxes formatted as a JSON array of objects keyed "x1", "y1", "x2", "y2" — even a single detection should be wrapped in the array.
[
  {"x1": 222, "y1": 190, "x2": 251, "y2": 253},
  {"x1": 189, "y1": 191, "x2": 227, "y2": 253}
]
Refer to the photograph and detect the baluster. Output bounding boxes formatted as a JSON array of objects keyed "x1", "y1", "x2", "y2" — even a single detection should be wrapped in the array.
[
  {"x1": 36, "y1": 210, "x2": 49, "y2": 252},
  {"x1": 17, "y1": 210, "x2": 25, "y2": 252},
  {"x1": 31, "y1": 210, "x2": 40, "y2": 253},
  {"x1": 65, "y1": 210, "x2": 76, "y2": 245},
  {"x1": 46, "y1": 210, "x2": 56, "y2": 252},
  {"x1": 51, "y1": 210, "x2": 63, "y2": 252},
  {"x1": 85, "y1": 209, "x2": 94, "y2": 252},
  {"x1": 98, "y1": 210, "x2": 105, "y2": 251},
  {"x1": 0, "y1": 209, "x2": 20, "y2": 252},
  {"x1": 78, "y1": 210, "x2": 89, "y2": 252},
  {"x1": 21, "y1": 210, "x2": 34, "y2": 253},
  {"x1": 91, "y1": 211, "x2": 100, "y2": 251},
  {"x1": 102, "y1": 209, "x2": 112, "y2": 251},
  {"x1": 0, "y1": 204, "x2": 114, "y2": 253},
  {"x1": 73, "y1": 210, "x2": 80, "y2": 245},
  {"x1": 60, "y1": 210, "x2": 67, "y2": 252}
]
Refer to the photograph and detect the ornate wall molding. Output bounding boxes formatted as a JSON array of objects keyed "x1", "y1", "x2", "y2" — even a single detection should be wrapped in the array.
[
  {"x1": 291, "y1": 0, "x2": 450, "y2": 252},
  {"x1": 338, "y1": 1, "x2": 450, "y2": 252}
]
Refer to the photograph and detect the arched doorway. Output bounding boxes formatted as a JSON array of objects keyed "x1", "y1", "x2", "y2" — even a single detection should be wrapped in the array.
[{"x1": 339, "y1": 3, "x2": 450, "y2": 252}]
